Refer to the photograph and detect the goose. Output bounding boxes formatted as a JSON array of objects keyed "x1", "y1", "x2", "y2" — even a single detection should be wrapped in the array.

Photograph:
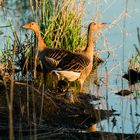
[
  {"x1": 52, "y1": 22, "x2": 107, "y2": 92},
  {"x1": 22, "y1": 22, "x2": 72, "y2": 72}
]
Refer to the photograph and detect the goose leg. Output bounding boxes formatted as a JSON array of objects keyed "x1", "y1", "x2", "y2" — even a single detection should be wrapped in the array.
[{"x1": 80, "y1": 81, "x2": 84, "y2": 92}]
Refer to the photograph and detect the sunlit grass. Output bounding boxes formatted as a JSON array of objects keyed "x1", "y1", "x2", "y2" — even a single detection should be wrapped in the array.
[
  {"x1": 129, "y1": 27, "x2": 140, "y2": 71},
  {"x1": 38, "y1": 0, "x2": 86, "y2": 52},
  {"x1": 0, "y1": 0, "x2": 140, "y2": 140}
]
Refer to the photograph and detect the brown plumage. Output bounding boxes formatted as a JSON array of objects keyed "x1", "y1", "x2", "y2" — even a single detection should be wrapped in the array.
[
  {"x1": 22, "y1": 22, "x2": 71, "y2": 71},
  {"x1": 53, "y1": 22, "x2": 107, "y2": 92}
]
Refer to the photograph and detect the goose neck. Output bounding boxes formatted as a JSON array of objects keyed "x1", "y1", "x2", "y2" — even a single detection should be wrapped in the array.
[
  {"x1": 35, "y1": 31, "x2": 46, "y2": 52},
  {"x1": 84, "y1": 29, "x2": 96, "y2": 59}
]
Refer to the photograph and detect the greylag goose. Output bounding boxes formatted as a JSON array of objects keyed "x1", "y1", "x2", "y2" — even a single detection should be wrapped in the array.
[
  {"x1": 22, "y1": 22, "x2": 71, "y2": 71},
  {"x1": 53, "y1": 22, "x2": 107, "y2": 91}
]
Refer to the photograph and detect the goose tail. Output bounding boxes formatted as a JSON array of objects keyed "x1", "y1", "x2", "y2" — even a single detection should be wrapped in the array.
[{"x1": 51, "y1": 70, "x2": 80, "y2": 82}]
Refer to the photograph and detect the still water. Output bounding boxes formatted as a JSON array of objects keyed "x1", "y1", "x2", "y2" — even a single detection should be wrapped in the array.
[
  {"x1": 84, "y1": 0, "x2": 140, "y2": 134},
  {"x1": 0, "y1": 0, "x2": 140, "y2": 134}
]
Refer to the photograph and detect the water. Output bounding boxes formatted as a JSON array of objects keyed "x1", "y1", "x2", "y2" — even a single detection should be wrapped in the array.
[
  {"x1": 84, "y1": 0, "x2": 140, "y2": 134},
  {"x1": 0, "y1": 0, "x2": 140, "y2": 134}
]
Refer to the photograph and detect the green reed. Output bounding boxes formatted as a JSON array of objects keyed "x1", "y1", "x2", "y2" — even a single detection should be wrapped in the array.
[
  {"x1": 129, "y1": 27, "x2": 140, "y2": 71},
  {"x1": 38, "y1": 0, "x2": 86, "y2": 52}
]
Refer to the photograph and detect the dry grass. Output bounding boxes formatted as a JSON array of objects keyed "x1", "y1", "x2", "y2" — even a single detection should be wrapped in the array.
[
  {"x1": 128, "y1": 27, "x2": 140, "y2": 71},
  {"x1": 0, "y1": 0, "x2": 140, "y2": 139}
]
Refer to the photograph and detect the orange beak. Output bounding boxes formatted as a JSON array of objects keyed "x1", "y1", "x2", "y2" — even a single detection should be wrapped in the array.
[
  {"x1": 94, "y1": 22, "x2": 107, "y2": 30},
  {"x1": 100, "y1": 23, "x2": 107, "y2": 28},
  {"x1": 22, "y1": 23, "x2": 31, "y2": 29}
]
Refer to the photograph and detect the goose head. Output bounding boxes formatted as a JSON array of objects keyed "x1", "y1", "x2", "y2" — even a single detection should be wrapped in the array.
[
  {"x1": 22, "y1": 22, "x2": 40, "y2": 36},
  {"x1": 89, "y1": 22, "x2": 107, "y2": 31}
]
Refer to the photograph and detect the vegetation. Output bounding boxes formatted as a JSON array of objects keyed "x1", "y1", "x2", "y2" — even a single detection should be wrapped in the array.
[
  {"x1": 1, "y1": 0, "x2": 87, "y2": 81},
  {"x1": 40, "y1": 0, "x2": 86, "y2": 52},
  {"x1": 30, "y1": 0, "x2": 86, "y2": 52},
  {"x1": 0, "y1": 0, "x2": 140, "y2": 140},
  {"x1": 129, "y1": 27, "x2": 140, "y2": 71}
]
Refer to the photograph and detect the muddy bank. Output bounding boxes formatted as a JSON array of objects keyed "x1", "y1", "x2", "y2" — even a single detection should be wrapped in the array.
[
  {"x1": 0, "y1": 81, "x2": 139, "y2": 140},
  {"x1": 1, "y1": 127, "x2": 140, "y2": 140}
]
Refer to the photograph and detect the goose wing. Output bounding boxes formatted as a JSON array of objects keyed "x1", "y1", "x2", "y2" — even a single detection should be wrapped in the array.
[
  {"x1": 39, "y1": 48, "x2": 71, "y2": 69},
  {"x1": 45, "y1": 48, "x2": 71, "y2": 61},
  {"x1": 57, "y1": 53, "x2": 90, "y2": 72}
]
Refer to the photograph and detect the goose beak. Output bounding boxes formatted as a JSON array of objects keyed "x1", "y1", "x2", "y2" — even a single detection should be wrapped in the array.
[
  {"x1": 22, "y1": 23, "x2": 30, "y2": 29},
  {"x1": 101, "y1": 23, "x2": 107, "y2": 28},
  {"x1": 94, "y1": 22, "x2": 107, "y2": 29}
]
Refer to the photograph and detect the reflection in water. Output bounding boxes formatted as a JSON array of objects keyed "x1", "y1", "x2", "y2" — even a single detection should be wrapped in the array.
[
  {"x1": 1, "y1": 0, "x2": 31, "y2": 27},
  {"x1": 83, "y1": 0, "x2": 140, "y2": 134},
  {"x1": 85, "y1": 67, "x2": 140, "y2": 134},
  {"x1": 0, "y1": 0, "x2": 140, "y2": 134},
  {"x1": 0, "y1": 1, "x2": 32, "y2": 50}
]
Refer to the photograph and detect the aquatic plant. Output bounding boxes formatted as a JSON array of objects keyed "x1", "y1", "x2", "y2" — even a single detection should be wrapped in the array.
[
  {"x1": 38, "y1": 0, "x2": 86, "y2": 52},
  {"x1": 128, "y1": 27, "x2": 140, "y2": 71}
]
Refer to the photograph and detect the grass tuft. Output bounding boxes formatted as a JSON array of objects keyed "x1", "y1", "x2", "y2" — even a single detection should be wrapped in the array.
[
  {"x1": 129, "y1": 27, "x2": 140, "y2": 71},
  {"x1": 38, "y1": 0, "x2": 86, "y2": 52}
]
